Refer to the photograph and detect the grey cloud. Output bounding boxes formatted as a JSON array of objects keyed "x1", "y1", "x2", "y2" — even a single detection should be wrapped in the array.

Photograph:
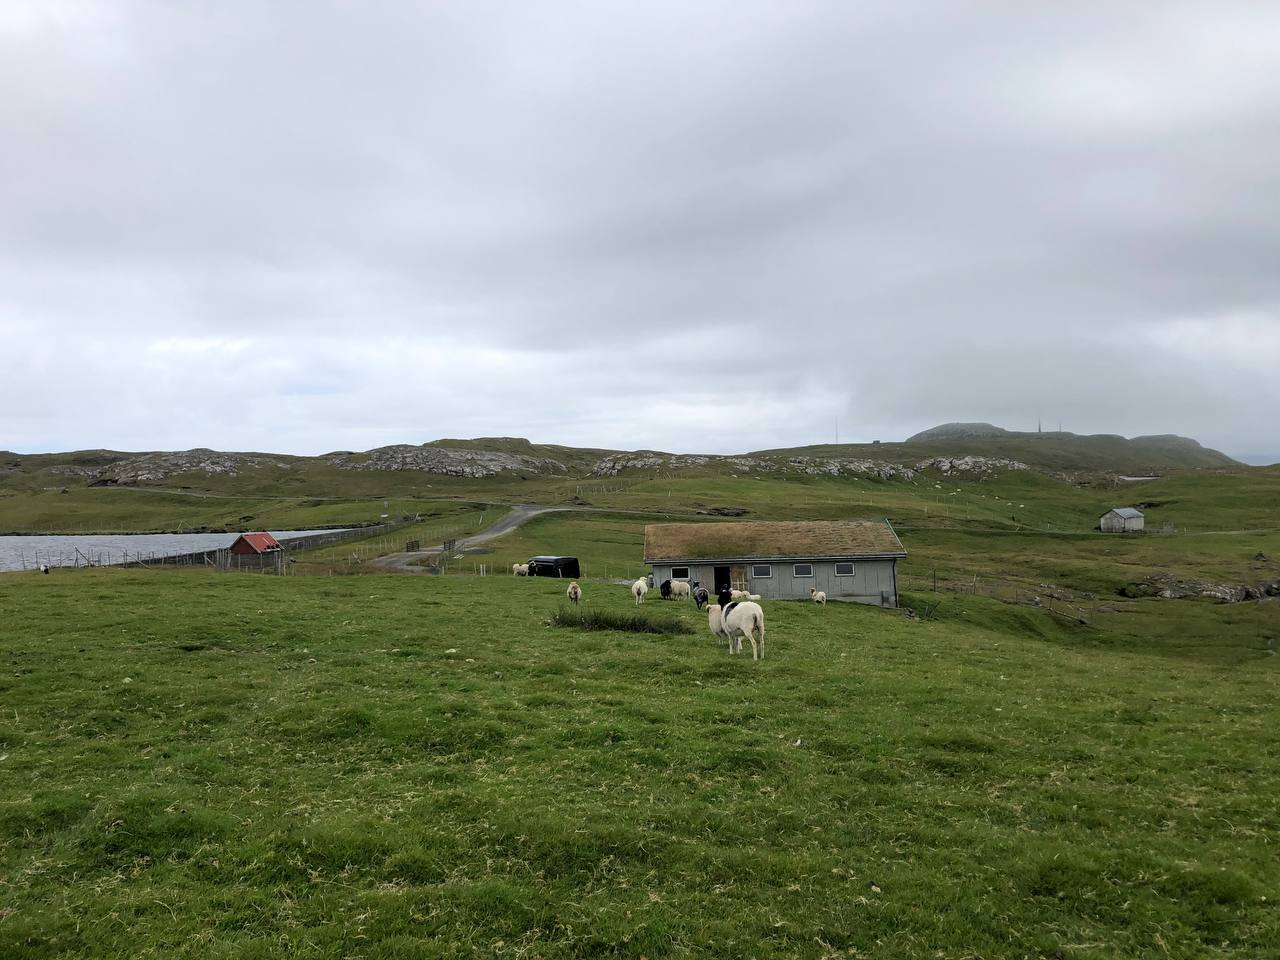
[{"x1": 1, "y1": 1, "x2": 1278, "y2": 457}]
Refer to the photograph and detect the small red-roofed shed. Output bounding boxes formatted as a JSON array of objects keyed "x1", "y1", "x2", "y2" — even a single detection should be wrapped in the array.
[{"x1": 229, "y1": 532, "x2": 283, "y2": 555}]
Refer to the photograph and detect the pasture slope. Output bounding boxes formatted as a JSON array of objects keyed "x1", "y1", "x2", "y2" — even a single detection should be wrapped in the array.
[{"x1": 2, "y1": 569, "x2": 1278, "y2": 958}]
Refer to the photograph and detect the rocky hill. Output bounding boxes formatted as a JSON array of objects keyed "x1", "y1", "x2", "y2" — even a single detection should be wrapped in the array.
[
  {"x1": 0, "y1": 425, "x2": 1243, "y2": 493},
  {"x1": 327, "y1": 444, "x2": 570, "y2": 478},
  {"x1": 907, "y1": 422, "x2": 1013, "y2": 441}
]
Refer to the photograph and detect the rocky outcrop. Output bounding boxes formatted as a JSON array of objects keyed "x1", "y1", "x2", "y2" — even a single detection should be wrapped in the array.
[
  {"x1": 1139, "y1": 574, "x2": 1280, "y2": 603},
  {"x1": 915, "y1": 456, "x2": 1029, "y2": 475},
  {"x1": 92, "y1": 450, "x2": 289, "y2": 484},
  {"x1": 329, "y1": 445, "x2": 568, "y2": 478},
  {"x1": 591, "y1": 453, "x2": 708, "y2": 476},
  {"x1": 785, "y1": 457, "x2": 917, "y2": 480},
  {"x1": 592, "y1": 452, "x2": 917, "y2": 480}
]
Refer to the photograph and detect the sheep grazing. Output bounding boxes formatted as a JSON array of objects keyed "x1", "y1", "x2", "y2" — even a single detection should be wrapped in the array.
[
  {"x1": 708, "y1": 601, "x2": 766, "y2": 660},
  {"x1": 512, "y1": 563, "x2": 529, "y2": 576},
  {"x1": 731, "y1": 589, "x2": 761, "y2": 601},
  {"x1": 631, "y1": 578, "x2": 649, "y2": 605},
  {"x1": 566, "y1": 581, "x2": 582, "y2": 604},
  {"x1": 659, "y1": 579, "x2": 673, "y2": 600},
  {"x1": 693, "y1": 585, "x2": 710, "y2": 610},
  {"x1": 810, "y1": 588, "x2": 827, "y2": 605},
  {"x1": 39, "y1": 564, "x2": 50, "y2": 575},
  {"x1": 670, "y1": 580, "x2": 691, "y2": 600}
]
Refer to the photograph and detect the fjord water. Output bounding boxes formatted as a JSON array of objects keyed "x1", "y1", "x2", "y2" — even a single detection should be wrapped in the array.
[{"x1": 0, "y1": 529, "x2": 347, "y2": 572}]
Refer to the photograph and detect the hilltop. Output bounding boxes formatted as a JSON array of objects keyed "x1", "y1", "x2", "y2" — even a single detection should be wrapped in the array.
[
  {"x1": 0, "y1": 424, "x2": 1239, "y2": 494},
  {"x1": 760, "y1": 423, "x2": 1239, "y2": 476}
]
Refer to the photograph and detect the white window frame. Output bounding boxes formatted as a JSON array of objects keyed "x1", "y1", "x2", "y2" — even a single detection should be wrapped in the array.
[
  {"x1": 835, "y1": 562, "x2": 855, "y2": 576},
  {"x1": 793, "y1": 563, "x2": 815, "y2": 578},
  {"x1": 751, "y1": 564, "x2": 772, "y2": 579},
  {"x1": 671, "y1": 566, "x2": 689, "y2": 580}
]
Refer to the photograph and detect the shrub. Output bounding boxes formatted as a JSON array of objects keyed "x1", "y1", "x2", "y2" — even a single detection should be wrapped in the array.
[{"x1": 549, "y1": 606, "x2": 694, "y2": 635}]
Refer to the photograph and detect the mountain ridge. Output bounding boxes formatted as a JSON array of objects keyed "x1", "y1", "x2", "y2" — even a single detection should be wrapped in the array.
[{"x1": 0, "y1": 424, "x2": 1242, "y2": 489}]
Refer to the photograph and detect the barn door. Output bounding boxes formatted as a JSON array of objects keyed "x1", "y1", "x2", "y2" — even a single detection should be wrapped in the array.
[{"x1": 713, "y1": 566, "x2": 731, "y2": 593}]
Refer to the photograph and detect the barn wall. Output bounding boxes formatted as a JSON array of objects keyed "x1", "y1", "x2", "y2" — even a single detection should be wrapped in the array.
[
  {"x1": 649, "y1": 563, "x2": 716, "y2": 592},
  {"x1": 648, "y1": 558, "x2": 898, "y2": 606}
]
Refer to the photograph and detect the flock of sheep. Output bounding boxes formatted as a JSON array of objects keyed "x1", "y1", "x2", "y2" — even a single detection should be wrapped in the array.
[
  {"x1": 514, "y1": 563, "x2": 828, "y2": 663},
  {"x1": 632, "y1": 576, "x2": 826, "y2": 661}
]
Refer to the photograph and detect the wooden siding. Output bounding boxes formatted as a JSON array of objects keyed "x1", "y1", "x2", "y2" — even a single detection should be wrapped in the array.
[{"x1": 649, "y1": 558, "x2": 897, "y2": 607}]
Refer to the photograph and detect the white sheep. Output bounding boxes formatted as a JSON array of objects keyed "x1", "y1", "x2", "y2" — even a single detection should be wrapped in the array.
[
  {"x1": 670, "y1": 580, "x2": 691, "y2": 600},
  {"x1": 731, "y1": 589, "x2": 761, "y2": 601},
  {"x1": 512, "y1": 563, "x2": 529, "y2": 576},
  {"x1": 811, "y1": 588, "x2": 827, "y2": 605},
  {"x1": 567, "y1": 581, "x2": 582, "y2": 604},
  {"x1": 707, "y1": 602, "x2": 766, "y2": 660},
  {"x1": 631, "y1": 578, "x2": 649, "y2": 605},
  {"x1": 39, "y1": 564, "x2": 50, "y2": 575}
]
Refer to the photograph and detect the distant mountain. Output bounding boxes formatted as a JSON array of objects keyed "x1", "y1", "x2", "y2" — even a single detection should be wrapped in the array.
[
  {"x1": 906, "y1": 422, "x2": 1012, "y2": 441},
  {"x1": 757, "y1": 424, "x2": 1239, "y2": 476},
  {"x1": 1226, "y1": 452, "x2": 1280, "y2": 467}
]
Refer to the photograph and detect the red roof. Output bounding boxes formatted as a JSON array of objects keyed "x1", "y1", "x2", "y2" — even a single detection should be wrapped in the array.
[{"x1": 231, "y1": 532, "x2": 283, "y2": 554}]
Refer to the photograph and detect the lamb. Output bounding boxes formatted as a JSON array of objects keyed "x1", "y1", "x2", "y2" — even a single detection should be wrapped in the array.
[
  {"x1": 512, "y1": 563, "x2": 529, "y2": 576},
  {"x1": 631, "y1": 578, "x2": 649, "y2": 605},
  {"x1": 693, "y1": 585, "x2": 710, "y2": 609},
  {"x1": 731, "y1": 589, "x2": 761, "y2": 601},
  {"x1": 810, "y1": 588, "x2": 827, "y2": 605},
  {"x1": 669, "y1": 580, "x2": 691, "y2": 600},
  {"x1": 659, "y1": 579, "x2": 673, "y2": 600},
  {"x1": 707, "y1": 601, "x2": 766, "y2": 660},
  {"x1": 566, "y1": 581, "x2": 582, "y2": 604}
]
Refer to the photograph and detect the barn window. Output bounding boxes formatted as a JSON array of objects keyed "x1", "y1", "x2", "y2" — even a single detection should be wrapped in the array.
[
  {"x1": 835, "y1": 562, "x2": 855, "y2": 576},
  {"x1": 793, "y1": 563, "x2": 814, "y2": 578},
  {"x1": 671, "y1": 566, "x2": 689, "y2": 580},
  {"x1": 751, "y1": 564, "x2": 772, "y2": 578}
]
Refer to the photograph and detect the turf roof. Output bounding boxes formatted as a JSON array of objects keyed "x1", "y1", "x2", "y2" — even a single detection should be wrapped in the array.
[{"x1": 644, "y1": 520, "x2": 906, "y2": 562}]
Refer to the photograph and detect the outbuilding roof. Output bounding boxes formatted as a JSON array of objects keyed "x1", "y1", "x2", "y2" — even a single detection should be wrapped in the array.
[
  {"x1": 644, "y1": 520, "x2": 906, "y2": 563},
  {"x1": 232, "y1": 532, "x2": 283, "y2": 553},
  {"x1": 1106, "y1": 507, "x2": 1144, "y2": 519}
]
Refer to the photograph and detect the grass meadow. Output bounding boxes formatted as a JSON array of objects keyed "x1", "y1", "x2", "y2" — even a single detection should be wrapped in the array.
[{"x1": 2, "y1": 568, "x2": 1277, "y2": 958}]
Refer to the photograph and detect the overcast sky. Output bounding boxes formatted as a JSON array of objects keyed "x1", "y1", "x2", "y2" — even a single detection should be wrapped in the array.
[{"x1": 3, "y1": 2, "x2": 1278, "y2": 461}]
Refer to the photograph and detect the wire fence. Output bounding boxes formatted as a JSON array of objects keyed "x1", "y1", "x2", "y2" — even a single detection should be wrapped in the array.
[{"x1": 899, "y1": 569, "x2": 1101, "y2": 623}]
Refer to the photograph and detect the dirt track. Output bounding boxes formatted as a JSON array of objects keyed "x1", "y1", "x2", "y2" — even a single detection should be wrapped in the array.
[{"x1": 368, "y1": 504, "x2": 569, "y2": 573}]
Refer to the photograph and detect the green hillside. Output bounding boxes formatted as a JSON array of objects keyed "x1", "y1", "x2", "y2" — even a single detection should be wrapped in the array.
[{"x1": 758, "y1": 424, "x2": 1239, "y2": 475}]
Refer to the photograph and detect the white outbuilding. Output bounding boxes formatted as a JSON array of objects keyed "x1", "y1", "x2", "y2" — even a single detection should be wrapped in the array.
[{"x1": 1100, "y1": 507, "x2": 1145, "y2": 533}]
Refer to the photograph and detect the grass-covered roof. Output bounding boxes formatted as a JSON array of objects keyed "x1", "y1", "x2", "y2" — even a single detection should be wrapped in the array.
[{"x1": 644, "y1": 520, "x2": 906, "y2": 562}]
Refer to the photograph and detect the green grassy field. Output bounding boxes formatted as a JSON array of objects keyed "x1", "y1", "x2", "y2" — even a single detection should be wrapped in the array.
[
  {"x1": 0, "y1": 488, "x2": 467, "y2": 536},
  {"x1": 475, "y1": 512, "x2": 655, "y2": 582},
  {"x1": 4, "y1": 445, "x2": 1280, "y2": 956},
  {"x1": 2, "y1": 569, "x2": 1277, "y2": 958},
  {"x1": 291, "y1": 504, "x2": 509, "y2": 572}
]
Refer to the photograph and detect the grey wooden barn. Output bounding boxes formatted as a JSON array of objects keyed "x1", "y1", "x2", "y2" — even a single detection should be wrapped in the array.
[
  {"x1": 1100, "y1": 507, "x2": 1145, "y2": 533},
  {"x1": 644, "y1": 520, "x2": 906, "y2": 607}
]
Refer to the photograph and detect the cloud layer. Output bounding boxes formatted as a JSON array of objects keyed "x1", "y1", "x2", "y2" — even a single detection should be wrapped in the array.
[{"x1": 3, "y1": 1, "x2": 1278, "y2": 458}]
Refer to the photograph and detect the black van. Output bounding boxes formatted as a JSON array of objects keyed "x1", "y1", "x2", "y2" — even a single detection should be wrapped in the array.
[{"x1": 526, "y1": 556, "x2": 581, "y2": 578}]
